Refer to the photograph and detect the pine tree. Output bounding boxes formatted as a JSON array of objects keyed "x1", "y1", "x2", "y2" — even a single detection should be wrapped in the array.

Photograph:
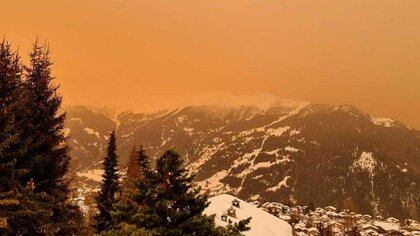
[
  {"x1": 309, "y1": 201, "x2": 315, "y2": 212},
  {"x1": 0, "y1": 39, "x2": 83, "y2": 235},
  {"x1": 95, "y1": 131, "x2": 120, "y2": 233},
  {"x1": 106, "y1": 146, "x2": 153, "y2": 234},
  {"x1": 16, "y1": 41, "x2": 70, "y2": 194},
  {"x1": 0, "y1": 39, "x2": 42, "y2": 235},
  {"x1": 134, "y1": 146, "x2": 151, "y2": 179},
  {"x1": 0, "y1": 39, "x2": 23, "y2": 193},
  {"x1": 24, "y1": 40, "x2": 83, "y2": 234},
  {"x1": 124, "y1": 145, "x2": 152, "y2": 190},
  {"x1": 152, "y1": 149, "x2": 210, "y2": 235},
  {"x1": 0, "y1": 39, "x2": 21, "y2": 107},
  {"x1": 125, "y1": 144, "x2": 140, "y2": 182}
]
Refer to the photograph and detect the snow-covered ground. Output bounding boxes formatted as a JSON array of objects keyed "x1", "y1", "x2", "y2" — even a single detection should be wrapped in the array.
[
  {"x1": 76, "y1": 168, "x2": 103, "y2": 182},
  {"x1": 204, "y1": 194, "x2": 292, "y2": 236}
]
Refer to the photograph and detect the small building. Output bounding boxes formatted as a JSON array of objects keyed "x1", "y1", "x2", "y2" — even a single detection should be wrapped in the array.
[
  {"x1": 354, "y1": 214, "x2": 363, "y2": 220},
  {"x1": 268, "y1": 206, "x2": 280, "y2": 216},
  {"x1": 227, "y1": 206, "x2": 237, "y2": 218},
  {"x1": 361, "y1": 224, "x2": 379, "y2": 232},
  {"x1": 338, "y1": 211, "x2": 348, "y2": 219},
  {"x1": 327, "y1": 211, "x2": 339, "y2": 219},
  {"x1": 325, "y1": 206, "x2": 337, "y2": 213},
  {"x1": 291, "y1": 207, "x2": 300, "y2": 213},
  {"x1": 220, "y1": 213, "x2": 228, "y2": 222},
  {"x1": 309, "y1": 212, "x2": 318, "y2": 218},
  {"x1": 385, "y1": 229, "x2": 402, "y2": 235},
  {"x1": 232, "y1": 199, "x2": 240, "y2": 208},
  {"x1": 279, "y1": 215, "x2": 291, "y2": 223},
  {"x1": 363, "y1": 214, "x2": 373, "y2": 222},
  {"x1": 387, "y1": 217, "x2": 399, "y2": 224},
  {"x1": 364, "y1": 229, "x2": 380, "y2": 236},
  {"x1": 401, "y1": 230, "x2": 412, "y2": 236},
  {"x1": 375, "y1": 215, "x2": 384, "y2": 221},
  {"x1": 307, "y1": 227, "x2": 318, "y2": 236},
  {"x1": 321, "y1": 215, "x2": 329, "y2": 222},
  {"x1": 294, "y1": 222, "x2": 306, "y2": 232},
  {"x1": 329, "y1": 221, "x2": 343, "y2": 233}
]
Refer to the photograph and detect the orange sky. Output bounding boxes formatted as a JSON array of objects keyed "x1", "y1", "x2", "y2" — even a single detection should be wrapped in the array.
[{"x1": 1, "y1": 0, "x2": 420, "y2": 128}]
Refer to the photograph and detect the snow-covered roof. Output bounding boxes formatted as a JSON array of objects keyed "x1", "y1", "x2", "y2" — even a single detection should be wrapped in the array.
[
  {"x1": 386, "y1": 217, "x2": 399, "y2": 223},
  {"x1": 373, "y1": 221, "x2": 399, "y2": 231},
  {"x1": 204, "y1": 194, "x2": 292, "y2": 236},
  {"x1": 325, "y1": 206, "x2": 337, "y2": 212}
]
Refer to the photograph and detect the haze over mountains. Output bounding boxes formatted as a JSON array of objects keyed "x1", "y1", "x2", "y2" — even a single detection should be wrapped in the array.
[{"x1": 65, "y1": 100, "x2": 420, "y2": 219}]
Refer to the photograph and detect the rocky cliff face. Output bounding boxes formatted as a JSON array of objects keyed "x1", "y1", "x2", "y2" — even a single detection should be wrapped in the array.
[{"x1": 65, "y1": 101, "x2": 420, "y2": 219}]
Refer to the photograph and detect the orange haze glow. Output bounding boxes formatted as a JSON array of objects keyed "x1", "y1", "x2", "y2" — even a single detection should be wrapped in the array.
[{"x1": 1, "y1": 0, "x2": 420, "y2": 128}]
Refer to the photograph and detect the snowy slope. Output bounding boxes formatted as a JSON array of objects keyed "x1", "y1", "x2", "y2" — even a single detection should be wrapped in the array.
[
  {"x1": 204, "y1": 194, "x2": 292, "y2": 236},
  {"x1": 67, "y1": 103, "x2": 420, "y2": 219}
]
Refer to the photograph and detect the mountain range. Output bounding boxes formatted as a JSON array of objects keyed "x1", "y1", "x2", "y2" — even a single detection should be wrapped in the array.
[{"x1": 64, "y1": 101, "x2": 420, "y2": 219}]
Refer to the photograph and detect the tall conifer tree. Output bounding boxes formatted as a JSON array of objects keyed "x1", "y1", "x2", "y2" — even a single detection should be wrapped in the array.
[
  {"x1": 1, "y1": 39, "x2": 83, "y2": 234},
  {"x1": 0, "y1": 39, "x2": 49, "y2": 235},
  {"x1": 20, "y1": 40, "x2": 82, "y2": 234},
  {"x1": 0, "y1": 39, "x2": 22, "y2": 193},
  {"x1": 0, "y1": 38, "x2": 24, "y2": 234},
  {"x1": 18, "y1": 41, "x2": 70, "y2": 194},
  {"x1": 95, "y1": 131, "x2": 120, "y2": 233},
  {"x1": 126, "y1": 144, "x2": 139, "y2": 182}
]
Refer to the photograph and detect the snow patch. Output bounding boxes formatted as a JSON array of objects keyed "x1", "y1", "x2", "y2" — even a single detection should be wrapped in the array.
[
  {"x1": 70, "y1": 117, "x2": 82, "y2": 123},
  {"x1": 63, "y1": 128, "x2": 71, "y2": 137},
  {"x1": 289, "y1": 129, "x2": 301, "y2": 136},
  {"x1": 177, "y1": 115, "x2": 188, "y2": 123},
  {"x1": 373, "y1": 221, "x2": 399, "y2": 231},
  {"x1": 352, "y1": 152, "x2": 376, "y2": 175},
  {"x1": 83, "y1": 128, "x2": 100, "y2": 138},
  {"x1": 265, "y1": 149, "x2": 280, "y2": 156},
  {"x1": 197, "y1": 170, "x2": 230, "y2": 194},
  {"x1": 77, "y1": 169, "x2": 103, "y2": 182},
  {"x1": 371, "y1": 116, "x2": 395, "y2": 128},
  {"x1": 183, "y1": 127, "x2": 194, "y2": 136},
  {"x1": 267, "y1": 176, "x2": 291, "y2": 192},
  {"x1": 204, "y1": 194, "x2": 292, "y2": 236},
  {"x1": 285, "y1": 146, "x2": 299, "y2": 152},
  {"x1": 161, "y1": 137, "x2": 171, "y2": 146},
  {"x1": 239, "y1": 127, "x2": 265, "y2": 136},
  {"x1": 267, "y1": 126, "x2": 290, "y2": 137}
]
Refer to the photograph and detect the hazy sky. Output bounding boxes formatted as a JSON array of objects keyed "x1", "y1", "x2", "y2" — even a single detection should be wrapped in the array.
[{"x1": 1, "y1": 0, "x2": 420, "y2": 128}]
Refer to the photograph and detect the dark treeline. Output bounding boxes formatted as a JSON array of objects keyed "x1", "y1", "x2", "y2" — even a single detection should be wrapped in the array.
[{"x1": 0, "y1": 39, "x2": 250, "y2": 235}]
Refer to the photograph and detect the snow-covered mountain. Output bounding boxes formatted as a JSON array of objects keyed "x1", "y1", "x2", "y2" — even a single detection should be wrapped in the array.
[
  {"x1": 65, "y1": 101, "x2": 420, "y2": 219},
  {"x1": 204, "y1": 194, "x2": 292, "y2": 236}
]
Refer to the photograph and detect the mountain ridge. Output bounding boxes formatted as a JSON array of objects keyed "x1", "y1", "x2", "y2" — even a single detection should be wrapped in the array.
[{"x1": 65, "y1": 101, "x2": 420, "y2": 219}]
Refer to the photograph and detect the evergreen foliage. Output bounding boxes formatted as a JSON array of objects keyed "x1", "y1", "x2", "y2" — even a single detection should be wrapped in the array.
[
  {"x1": 309, "y1": 201, "x2": 315, "y2": 212},
  {"x1": 1, "y1": 39, "x2": 251, "y2": 235},
  {"x1": 95, "y1": 131, "x2": 120, "y2": 233},
  {"x1": 126, "y1": 144, "x2": 140, "y2": 182},
  {"x1": 17, "y1": 41, "x2": 69, "y2": 194},
  {"x1": 107, "y1": 149, "x2": 250, "y2": 236},
  {"x1": 0, "y1": 39, "x2": 23, "y2": 193},
  {"x1": 0, "y1": 39, "x2": 83, "y2": 235}
]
